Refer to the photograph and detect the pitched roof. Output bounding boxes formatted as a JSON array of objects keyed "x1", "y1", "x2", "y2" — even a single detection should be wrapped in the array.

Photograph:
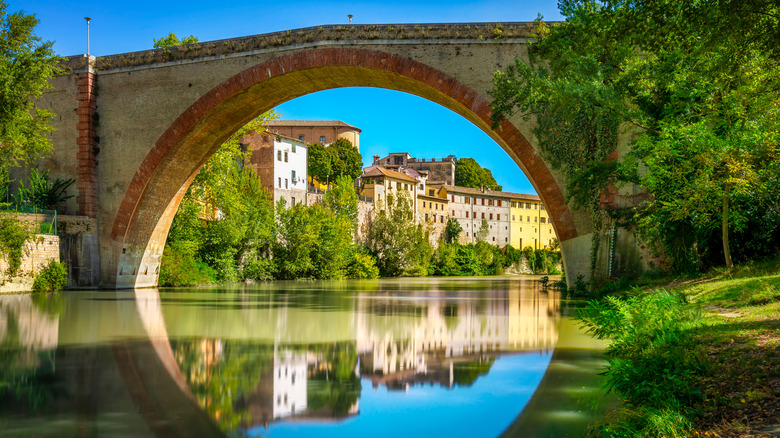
[
  {"x1": 443, "y1": 185, "x2": 541, "y2": 201},
  {"x1": 362, "y1": 166, "x2": 418, "y2": 183},
  {"x1": 263, "y1": 120, "x2": 362, "y2": 133},
  {"x1": 256, "y1": 130, "x2": 310, "y2": 146}
]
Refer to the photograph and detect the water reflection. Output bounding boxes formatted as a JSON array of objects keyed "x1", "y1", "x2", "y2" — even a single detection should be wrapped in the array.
[{"x1": 0, "y1": 277, "x2": 606, "y2": 438}]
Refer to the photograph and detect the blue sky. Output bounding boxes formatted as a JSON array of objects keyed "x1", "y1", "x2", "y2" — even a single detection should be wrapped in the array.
[{"x1": 15, "y1": 0, "x2": 564, "y2": 194}]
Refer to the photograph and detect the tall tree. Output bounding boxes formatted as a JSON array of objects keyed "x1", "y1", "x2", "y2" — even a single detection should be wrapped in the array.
[
  {"x1": 308, "y1": 138, "x2": 362, "y2": 186},
  {"x1": 491, "y1": 1, "x2": 780, "y2": 272},
  {"x1": 455, "y1": 158, "x2": 502, "y2": 191},
  {"x1": 0, "y1": 2, "x2": 59, "y2": 188}
]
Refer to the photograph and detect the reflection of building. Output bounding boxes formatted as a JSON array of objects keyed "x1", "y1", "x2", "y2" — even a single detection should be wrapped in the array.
[
  {"x1": 273, "y1": 350, "x2": 308, "y2": 419},
  {"x1": 355, "y1": 283, "x2": 559, "y2": 390}
]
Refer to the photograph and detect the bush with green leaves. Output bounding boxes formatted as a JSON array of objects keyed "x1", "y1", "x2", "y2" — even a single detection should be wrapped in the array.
[
  {"x1": 12, "y1": 169, "x2": 74, "y2": 211},
  {"x1": 0, "y1": 213, "x2": 30, "y2": 278},
  {"x1": 32, "y1": 260, "x2": 66, "y2": 293},
  {"x1": 577, "y1": 290, "x2": 707, "y2": 436}
]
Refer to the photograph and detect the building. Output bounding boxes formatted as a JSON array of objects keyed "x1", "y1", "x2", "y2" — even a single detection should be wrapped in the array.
[
  {"x1": 444, "y1": 186, "x2": 558, "y2": 249},
  {"x1": 372, "y1": 153, "x2": 456, "y2": 185},
  {"x1": 444, "y1": 185, "x2": 512, "y2": 246},
  {"x1": 359, "y1": 166, "x2": 419, "y2": 212},
  {"x1": 509, "y1": 195, "x2": 556, "y2": 250},
  {"x1": 241, "y1": 131, "x2": 308, "y2": 206},
  {"x1": 264, "y1": 120, "x2": 361, "y2": 150}
]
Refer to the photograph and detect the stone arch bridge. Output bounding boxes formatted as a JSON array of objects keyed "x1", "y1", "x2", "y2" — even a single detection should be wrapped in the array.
[{"x1": 36, "y1": 22, "x2": 642, "y2": 289}]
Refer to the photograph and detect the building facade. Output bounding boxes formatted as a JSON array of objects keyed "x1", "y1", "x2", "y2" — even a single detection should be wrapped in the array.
[
  {"x1": 241, "y1": 131, "x2": 308, "y2": 206},
  {"x1": 359, "y1": 166, "x2": 419, "y2": 212},
  {"x1": 372, "y1": 153, "x2": 456, "y2": 186},
  {"x1": 509, "y1": 195, "x2": 556, "y2": 250},
  {"x1": 264, "y1": 120, "x2": 361, "y2": 150},
  {"x1": 444, "y1": 185, "x2": 512, "y2": 246}
]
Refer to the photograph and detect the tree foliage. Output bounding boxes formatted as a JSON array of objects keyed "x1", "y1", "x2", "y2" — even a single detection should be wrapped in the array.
[
  {"x1": 153, "y1": 32, "x2": 199, "y2": 48},
  {"x1": 454, "y1": 158, "x2": 502, "y2": 191},
  {"x1": 491, "y1": 1, "x2": 780, "y2": 273},
  {"x1": 0, "y1": 3, "x2": 60, "y2": 188},
  {"x1": 364, "y1": 190, "x2": 433, "y2": 277},
  {"x1": 308, "y1": 138, "x2": 363, "y2": 185}
]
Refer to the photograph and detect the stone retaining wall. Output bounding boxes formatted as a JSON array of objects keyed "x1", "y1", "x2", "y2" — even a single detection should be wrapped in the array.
[{"x1": 0, "y1": 235, "x2": 60, "y2": 293}]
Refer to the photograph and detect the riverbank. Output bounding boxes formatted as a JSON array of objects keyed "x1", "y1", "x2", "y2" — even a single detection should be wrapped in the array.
[{"x1": 580, "y1": 257, "x2": 780, "y2": 437}]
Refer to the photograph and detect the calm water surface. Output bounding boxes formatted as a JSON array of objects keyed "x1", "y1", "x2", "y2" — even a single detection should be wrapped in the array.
[{"x1": 0, "y1": 276, "x2": 608, "y2": 437}]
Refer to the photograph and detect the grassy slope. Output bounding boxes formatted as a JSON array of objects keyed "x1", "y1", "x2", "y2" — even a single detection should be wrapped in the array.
[{"x1": 675, "y1": 261, "x2": 780, "y2": 436}]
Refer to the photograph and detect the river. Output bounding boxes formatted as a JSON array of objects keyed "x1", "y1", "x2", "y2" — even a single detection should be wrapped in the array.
[{"x1": 0, "y1": 276, "x2": 608, "y2": 437}]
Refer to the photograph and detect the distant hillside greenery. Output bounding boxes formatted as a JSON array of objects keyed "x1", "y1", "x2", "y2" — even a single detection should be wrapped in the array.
[{"x1": 455, "y1": 158, "x2": 502, "y2": 191}]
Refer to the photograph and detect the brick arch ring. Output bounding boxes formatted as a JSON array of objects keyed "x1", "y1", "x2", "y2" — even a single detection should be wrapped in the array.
[{"x1": 110, "y1": 48, "x2": 577, "y2": 257}]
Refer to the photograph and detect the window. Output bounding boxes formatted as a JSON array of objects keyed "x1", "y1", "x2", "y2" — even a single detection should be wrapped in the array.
[
  {"x1": 540, "y1": 204, "x2": 545, "y2": 210},
  {"x1": 512, "y1": 215, "x2": 515, "y2": 221},
  {"x1": 527, "y1": 216, "x2": 530, "y2": 222},
  {"x1": 299, "y1": 135, "x2": 305, "y2": 141},
  {"x1": 320, "y1": 135, "x2": 326, "y2": 142},
  {"x1": 451, "y1": 195, "x2": 455, "y2": 202},
  {"x1": 423, "y1": 201, "x2": 426, "y2": 208},
  {"x1": 497, "y1": 214, "x2": 501, "y2": 220},
  {"x1": 291, "y1": 197, "x2": 296, "y2": 205},
  {"x1": 492, "y1": 237, "x2": 495, "y2": 241},
  {"x1": 498, "y1": 200, "x2": 502, "y2": 207},
  {"x1": 441, "y1": 216, "x2": 445, "y2": 224},
  {"x1": 278, "y1": 177, "x2": 282, "y2": 188},
  {"x1": 452, "y1": 210, "x2": 455, "y2": 216},
  {"x1": 533, "y1": 203, "x2": 537, "y2": 209},
  {"x1": 284, "y1": 151, "x2": 288, "y2": 162},
  {"x1": 285, "y1": 179, "x2": 288, "y2": 189},
  {"x1": 429, "y1": 189, "x2": 434, "y2": 196},
  {"x1": 534, "y1": 216, "x2": 538, "y2": 222},
  {"x1": 466, "y1": 197, "x2": 470, "y2": 204},
  {"x1": 425, "y1": 214, "x2": 429, "y2": 221},
  {"x1": 473, "y1": 212, "x2": 476, "y2": 218},
  {"x1": 396, "y1": 182, "x2": 401, "y2": 190},
  {"x1": 291, "y1": 144, "x2": 296, "y2": 153},
  {"x1": 526, "y1": 202, "x2": 531, "y2": 209},
  {"x1": 481, "y1": 198, "x2": 485, "y2": 205},
  {"x1": 277, "y1": 150, "x2": 282, "y2": 161},
  {"x1": 540, "y1": 217, "x2": 546, "y2": 223},
  {"x1": 481, "y1": 213, "x2": 485, "y2": 219},
  {"x1": 489, "y1": 213, "x2": 493, "y2": 220},
  {"x1": 291, "y1": 170, "x2": 296, "y2": 182}
]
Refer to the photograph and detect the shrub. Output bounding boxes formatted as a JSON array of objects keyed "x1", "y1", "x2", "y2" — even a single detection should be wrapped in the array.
[
  {"x1": 32, "y1": 260, "x2": 67, "y2": 293},
  {"x1": 347, "y1": 252, "x2": 379, "y2": 279},
  {"x1": 242, "y1": 258, "x2": 274, "y2": 281},
  {"x1": 159, "y1": 241, "x2": 216, "y2": 286},
  {"x1": 0, "y1": 213, "x2": 31, "y2": 278}
]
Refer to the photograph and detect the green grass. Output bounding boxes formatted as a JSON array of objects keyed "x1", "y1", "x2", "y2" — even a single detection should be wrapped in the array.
[{"x1": 582, "y1": 256, "x2": 780, "y2": 437}]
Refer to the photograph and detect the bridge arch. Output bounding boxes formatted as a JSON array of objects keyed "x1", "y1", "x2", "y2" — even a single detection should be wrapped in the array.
[{"x1": 108, "y1": 48, "x2": 578, "y2": 288}]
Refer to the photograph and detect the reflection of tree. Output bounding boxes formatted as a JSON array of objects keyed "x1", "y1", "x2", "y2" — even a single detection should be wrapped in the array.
[
  {"x1": 0, "y1": 313, "x2": 58, "y2": 413},
  {"x1": 172, "y1": 339, "x2": 273, "y2": 434},
  {"x1": 307, "y1": 343, "x2": 361, "y2": 416},
  {"x1": 453, "y1": 358, "x2": 495, "y2": 387}
]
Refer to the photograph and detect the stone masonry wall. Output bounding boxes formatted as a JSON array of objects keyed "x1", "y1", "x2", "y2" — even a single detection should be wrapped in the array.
[{"x1": 0, "y1": 235, "x2": 60, "y2": 293}]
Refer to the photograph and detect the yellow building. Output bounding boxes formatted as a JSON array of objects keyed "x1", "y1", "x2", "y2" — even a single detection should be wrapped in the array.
[
  {"x1": 417, "y1": 186, "x2": 448, "y2": 225},
  {"x1": 359, "y1": 166, "x2": 418, "y2": 211},
  {"x1": 509, "y1": 194, "x2": 556, "y2": 250}
]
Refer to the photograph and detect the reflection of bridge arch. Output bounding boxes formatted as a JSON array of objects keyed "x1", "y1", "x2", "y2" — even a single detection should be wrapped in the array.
[{"x1": 0, "y1": 281, "x2": 605, "y2": 437}]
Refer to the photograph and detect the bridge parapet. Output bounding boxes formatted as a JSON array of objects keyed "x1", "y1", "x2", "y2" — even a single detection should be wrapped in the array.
[{"x1": 59, "y1": 22, "x2": 536, "y2": 72}]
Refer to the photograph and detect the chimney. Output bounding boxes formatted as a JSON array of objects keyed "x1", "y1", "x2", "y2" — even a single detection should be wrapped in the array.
[{"x1": 373, "y1": 154, "x2": 380, "y2": 164}]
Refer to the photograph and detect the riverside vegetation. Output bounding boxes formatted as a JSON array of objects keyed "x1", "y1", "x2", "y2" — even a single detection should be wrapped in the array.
[{"x1": 489, "y1": 1, "x2": 780, "y2": 436}]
